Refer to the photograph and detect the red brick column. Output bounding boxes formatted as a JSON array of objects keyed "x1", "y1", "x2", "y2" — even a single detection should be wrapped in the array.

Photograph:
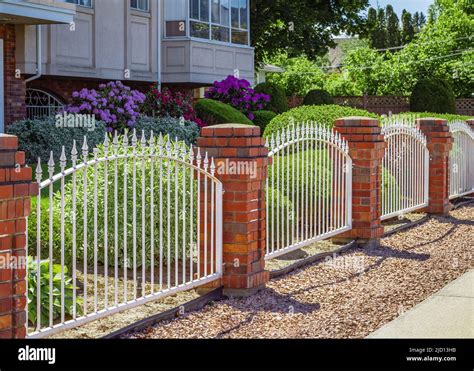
[
  {"x1": 334, "y1": 117, "x2": 386, "y2": 248},
  {"x1": 416, "y1": 118, "x2": 453, "y2": 215},
  {"x1": 0, "y1": 134, "x2": 36, "y2": 339},
  {"x1": 197, "y1": 124, "x2": 269, "y2": 297}
]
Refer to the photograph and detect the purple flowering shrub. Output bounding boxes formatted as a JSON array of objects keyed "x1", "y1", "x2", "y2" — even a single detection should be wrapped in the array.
[
  {"x1": 66, "y1": 81, "x2": 146, "y2": 132},
  {"x1": 205, "y1": 75, "x2": 270, "y2": 120}
]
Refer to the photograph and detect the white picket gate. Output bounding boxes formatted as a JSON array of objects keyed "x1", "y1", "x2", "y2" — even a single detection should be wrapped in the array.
[
  {"x1": 381, "y1": 121, "x2": 429, "y2": 220},
  {"x1": 449, "y1": 121, "x2": 474, "y2": 199},
  {"x1": 26, "y1": 131, "x2": 223, "y2": 338},
  {"x1": 265, "y1": 122, "x2": 352, "y2": 259}
]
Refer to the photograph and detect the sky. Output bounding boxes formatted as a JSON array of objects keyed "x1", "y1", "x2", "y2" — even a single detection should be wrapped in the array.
[{"x1": 368, "y1": 0, "x2": 434, "y2": 15}]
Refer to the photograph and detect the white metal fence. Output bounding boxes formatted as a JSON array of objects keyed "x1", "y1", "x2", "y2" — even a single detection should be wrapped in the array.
[
  {"x1": 265, "y1": 122, "x2": 352, "y2": 259},
  {"x1": 27, "y1": 131, "x2": 223, "y2": 338},
  {"x1": 381, "y1": 121, "x2": 429, "y2": 220},
  {"x1": 449, "y1": 121, "x2": 474, "y2": 199}
]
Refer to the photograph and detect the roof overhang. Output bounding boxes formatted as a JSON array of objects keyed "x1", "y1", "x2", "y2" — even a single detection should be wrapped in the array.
[{"x1": 0, "y1": 0, "x2": 75, "y2": 25}]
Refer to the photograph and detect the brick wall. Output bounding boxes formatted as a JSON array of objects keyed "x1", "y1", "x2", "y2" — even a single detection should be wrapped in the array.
[
  {"x1": 0, "y1": 25, "x2": 27, "y2": 125},
  {"x1": 0, "y1": 134, "x2": 36, "y2": 339}
]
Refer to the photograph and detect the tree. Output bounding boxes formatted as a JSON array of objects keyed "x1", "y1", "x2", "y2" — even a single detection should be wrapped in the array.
[
  {"x1": 265, "y1": 54, "x2": 327, "y2": 97},
  {"x1": 250, "y1": 0, "x2": 369, "y2": 66},
  {"x1": 386, "y1": 5, "x2": 401, "y2": 47},
  {"x1": 369, "y1": 8, "x2": 387, "y2": 49},
  {"x1": 401, "y1": 10, "x2": 415, "y2": 44},
  {"x1": 339, "y1": 0, "x2": 474, "y2": 97}
]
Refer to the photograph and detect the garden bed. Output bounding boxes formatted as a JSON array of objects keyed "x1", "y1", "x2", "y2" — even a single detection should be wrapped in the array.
[{"x1": 123, "y1": 204, "x2": 473, "y2": 339}]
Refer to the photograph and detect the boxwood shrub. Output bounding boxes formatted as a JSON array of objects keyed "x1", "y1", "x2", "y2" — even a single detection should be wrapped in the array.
[
  {"x1": 254, "y1": 82, "x2": 289, "y2": 113},
  {"x1": 264, "y1": 105, "x2": 378, "y2": 137},
  {"x1": 303, "y1": 89, "x2": 334, "y2": 106},
  {"x1": 252, "y1": 110, "x2": 277, "y2": 132},
  {"x1": 410, "y1": 78, "x2": 456, "y2": 114},
  {"x1": 195, "y1": 99, "x2": 253, "y2": 126}
]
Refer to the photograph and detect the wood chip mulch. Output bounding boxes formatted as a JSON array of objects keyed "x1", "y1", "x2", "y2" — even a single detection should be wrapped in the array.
[{"x1": 125, "y1": 205, "x2": 474, "y2": 339}]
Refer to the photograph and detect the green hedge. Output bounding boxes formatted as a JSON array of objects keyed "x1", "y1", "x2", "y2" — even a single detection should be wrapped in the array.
[
  {"x1": 410, "y1": 78, "x2": 456, "y2": 114},
  {"x1": 303, "y1": 89, "x2": 334, "y2": 106},
  {"x1": 253, "y1": 110, "x2": 277, "y2": 132},
  {"x1": 264, "y1": 105, "x2": 378, "y2": 137},
  {"x1": 7, "y1": 115, "x2": 199, "y2": 164},
  {"x1": 254, "y1": 82, "x2": 289, "y2": 113},
  {"x1": 195, "y1": 99, "x2": 253, "y2": 126}
]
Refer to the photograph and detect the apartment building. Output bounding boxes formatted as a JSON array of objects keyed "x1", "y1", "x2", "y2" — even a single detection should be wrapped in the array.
[{"x1": 0, "y1": 0, "x2": 254, "y2": 130}]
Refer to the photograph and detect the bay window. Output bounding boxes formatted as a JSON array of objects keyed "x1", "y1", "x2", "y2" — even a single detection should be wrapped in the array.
[{"x1": 188, "y1": 0, "x2": 249, "y2": 45}]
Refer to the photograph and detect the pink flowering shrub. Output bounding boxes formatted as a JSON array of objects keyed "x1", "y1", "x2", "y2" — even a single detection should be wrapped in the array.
[
  {"x1": 205, "y1": 75, "x2": 270, "y2": 120},
  {"x1": 66, "y1": 81, "x2": 146, "y2": 132},
  {"x1": 143, "y1": 86, "x2": 205, "y2": 128}
]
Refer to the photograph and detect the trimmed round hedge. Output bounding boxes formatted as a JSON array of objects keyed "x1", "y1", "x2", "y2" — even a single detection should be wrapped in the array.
[
  {"x1": 254, "y1": 82, "x2": 289, "y2": 113},
  {"x1": 252, "y1": 110, "x2": 277, "y2": 132},
  {"x1": 264, "y1": 105, "x2": 378, "y2": 137},
  {"x1": 195, "y1": 99, "x2": 253, "y2": 126},
  {"x1": 410, "y1": 78, "x2": 456, "y2": 114},
  {"x1": 303, "y1": 89, "x2": 334, "y2": 106}
]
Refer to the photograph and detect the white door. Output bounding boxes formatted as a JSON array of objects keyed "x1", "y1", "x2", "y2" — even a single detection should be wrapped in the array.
[{"x1": 0, "y1": 39, "x2": 4, "y2": 133}]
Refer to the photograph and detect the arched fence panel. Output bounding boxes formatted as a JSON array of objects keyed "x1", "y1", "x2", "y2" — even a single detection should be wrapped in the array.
[
  {"x1": 449, "y1": 121, "x2": 474, "y2": 199},
  {"x1": 26, "y1": 88, "x2": 65, "y2": 119},
  {"x1": 381, "y1": 122, "x2": 429, "y2": 220},
  {"x1": 26, "y1": 131, "x2": 223, "y2": 338},
  {"x1": 265, "y1": 122, "x2": 352, "y2": 260}
]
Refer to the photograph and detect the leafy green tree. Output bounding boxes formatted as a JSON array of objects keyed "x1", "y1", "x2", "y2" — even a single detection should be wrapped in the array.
[
  {"x1": 250, "y1": 0, "x2": 369, "y2": 66},
  {"x1": 340, "y1": 0, "x2": 474, "y2": 97},
  {"x1": 265, "y1": 54, "x2": 327, "y2": 97}
]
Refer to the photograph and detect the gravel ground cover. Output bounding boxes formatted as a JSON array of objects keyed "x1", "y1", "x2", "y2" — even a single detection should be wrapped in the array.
[{"x1": 125, "y1": 205, "x2": 473, "y2": 339}]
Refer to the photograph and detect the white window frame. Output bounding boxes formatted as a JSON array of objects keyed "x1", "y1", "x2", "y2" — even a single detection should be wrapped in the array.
[
  {"x1": 65, "y1": 0, "x2": 93, "y2": 8},
  {"x1": 131, "y1": 0, "x2": 150, "y2": 12}
]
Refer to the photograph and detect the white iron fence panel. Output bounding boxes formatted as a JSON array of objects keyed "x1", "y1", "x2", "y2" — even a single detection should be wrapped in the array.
[
  {"x1": 449, "y1": 121, "x2": 474, "y2": 199},
  {"x1": 26, "y1": 131, "x2": 222, "y2": 338},
  {"x1": 381, "y1": 122, "x2": 429, "y2": 220},
  {"x1": 265, "y1": 122, "x2": 352, "y2": 260}
]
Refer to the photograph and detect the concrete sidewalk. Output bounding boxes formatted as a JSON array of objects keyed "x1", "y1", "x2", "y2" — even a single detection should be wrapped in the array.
[{"x1": 368, "y1": 270, "x2": 474, "y2": 338}]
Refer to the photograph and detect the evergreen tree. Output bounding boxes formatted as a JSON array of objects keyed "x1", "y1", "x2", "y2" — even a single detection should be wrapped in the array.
[
  {"x1": 372, "y1": 8, "x2": 388, "y2": 49},
  {"x1": 413, "y1": 12, "x2": 421, "y2": 33},
  {"x1": 402, "y1": 10, "x2": 415, "y2": 44},
  {"x1": 386, "y1": 5, "x2": 401, "y2": 47}
]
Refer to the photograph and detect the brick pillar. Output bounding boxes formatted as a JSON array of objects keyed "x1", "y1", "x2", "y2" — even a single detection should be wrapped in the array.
[
  {"x1": 0, "y1": 134, "x2": 36, "y2": 339},
  {"x1": 334, "y1": 117, "x2": 386, "y2": 248},
  {"x1": 197, "y1": 124, "x2": 269, "y2": 297},
  {"x1": 416, "y1": 118, "x2": 453, "y2": 215}
]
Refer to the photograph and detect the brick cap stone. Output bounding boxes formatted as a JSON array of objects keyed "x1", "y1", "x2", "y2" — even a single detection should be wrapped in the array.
[
  {"x1": 211, "y1": 123, "x2": 258, "y2": 128},
  {"x1": 416, "y1": 118, "x2": 448, "y2": 124},
  {"x1": 335, "y1": 116, "x2": 379, "y2": 127},
  {"x1": 201, "y1": 124, "x2": 261, "y2": 138}
]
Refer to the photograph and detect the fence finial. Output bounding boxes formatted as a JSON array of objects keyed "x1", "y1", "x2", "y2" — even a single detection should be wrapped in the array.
[
  {"x1": 48, "y1": 151, "x2": 55, "y2": 178},
  {"x1": 36, "y1": 157, "x2": 43, "y2": 183}
]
